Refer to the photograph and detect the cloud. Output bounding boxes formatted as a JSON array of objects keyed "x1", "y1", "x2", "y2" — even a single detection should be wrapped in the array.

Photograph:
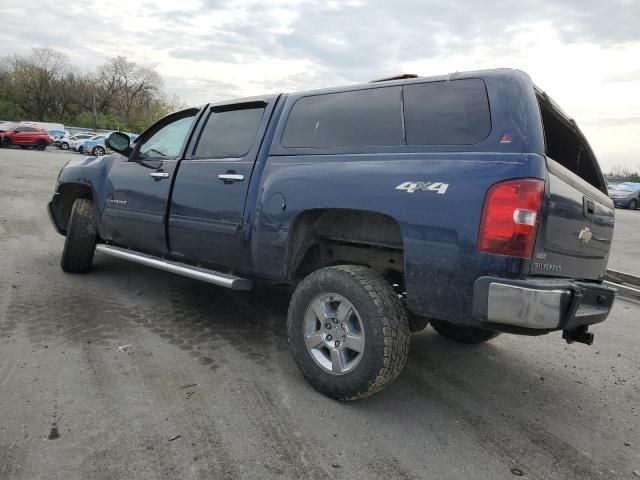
[{"x1": 163, "y1": 75, "x2": 243, "y2": 103}]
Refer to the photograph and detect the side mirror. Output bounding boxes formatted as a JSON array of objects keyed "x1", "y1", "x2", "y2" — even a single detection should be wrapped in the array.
[{"x1": 106, "y1": 132, "x2": 132, "y2": 156}]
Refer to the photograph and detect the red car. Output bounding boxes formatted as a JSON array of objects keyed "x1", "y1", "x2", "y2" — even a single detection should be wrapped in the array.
[{"x1": 0, "y1": 125, "x2": 52, "y2": 150}]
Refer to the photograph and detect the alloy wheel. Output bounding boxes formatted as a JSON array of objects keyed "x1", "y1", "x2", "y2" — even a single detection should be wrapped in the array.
[{"x1": 303, "y1": 293, "x2": 365, "y2": 375}]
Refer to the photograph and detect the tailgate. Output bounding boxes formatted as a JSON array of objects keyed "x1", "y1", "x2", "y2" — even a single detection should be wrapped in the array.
[{"x1": 531, "y1": 158, "x2": 614, "y2": 280}]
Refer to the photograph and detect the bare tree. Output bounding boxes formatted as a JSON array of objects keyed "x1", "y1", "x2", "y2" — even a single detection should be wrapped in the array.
[
  {"x1": 11, "y1": 48, "x2": 70, "y2": 120},
  {"x1": 96, "y1": 56, "x2": 163, "y2": 124},
  {"x1": 0, "y1": 48, "x2": 178, "y2": 132}
]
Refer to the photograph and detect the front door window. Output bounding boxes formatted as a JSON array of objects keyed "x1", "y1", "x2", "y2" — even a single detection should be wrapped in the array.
[{"x1": 136, "y1": 115, "x2": 195, "y2": 160}]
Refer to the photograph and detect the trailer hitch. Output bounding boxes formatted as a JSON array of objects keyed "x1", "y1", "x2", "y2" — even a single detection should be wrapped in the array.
[{"x1": 562, "y1": 326, "x2": 594, "y2": 345}]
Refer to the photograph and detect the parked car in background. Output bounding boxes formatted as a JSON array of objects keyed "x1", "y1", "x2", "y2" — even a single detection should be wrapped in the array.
[
  {"x1": 21, "y1": 121, "x2": 65, "y2": 134},
  {"x1": 608, "y1": 182, "x2": 640, "y2": 209},
  {"x1": 79, "y1": 134, "x2": 110, "y2": 155},
  {"x1": 71, "y1": 136, "x2": 91, "y2": 151},
  {"x1": 0, "y1": 125, "x2": 52, "y2": 150},
  {"x1": 48, "y1": 129, "x2": 67, "y2": 146},
  {"x1": 60, "y1": 132, "x2": 94, "y2": 150}
]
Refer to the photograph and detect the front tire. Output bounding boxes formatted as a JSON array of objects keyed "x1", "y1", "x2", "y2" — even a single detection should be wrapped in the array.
[
  {"x1": 430, "y1": 319, "x2": 500, "y2": 344},
  {"x1": 60, "y1": 142, "x2": 69, "y2": 150},
  {"x1": 629, "y1": 199, "x2": 638, "y2": 210},
  {"x1": 36, "y1": 140, "x2": 47, "y2": 151},
  {"x1": 61, "y1": 198, "x2": 98, "y2": 273},
  {"x1": 92, "y1": 146, "x2": 105, "y2": 156},
  {"x1": 287, "y1": 265, "x2": 410, "y2": 401}
]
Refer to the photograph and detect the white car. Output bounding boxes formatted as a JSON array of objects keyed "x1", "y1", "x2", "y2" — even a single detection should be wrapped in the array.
[{"x1": 62, "y1": 133, "x2": 95, "y2": 151}]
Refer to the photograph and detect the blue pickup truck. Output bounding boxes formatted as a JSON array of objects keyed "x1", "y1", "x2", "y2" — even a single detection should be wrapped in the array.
[{"x1": 48, "y1": 69, "x2": 616, "y2": 400}]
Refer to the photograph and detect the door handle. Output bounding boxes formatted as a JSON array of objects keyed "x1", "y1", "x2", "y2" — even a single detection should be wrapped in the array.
[
  {"x1": 149, "y1": 171, "x2": 169, "y2": 179},
  {"x1": 218, "y1": 173, "x2": 244, "y2": 183}
]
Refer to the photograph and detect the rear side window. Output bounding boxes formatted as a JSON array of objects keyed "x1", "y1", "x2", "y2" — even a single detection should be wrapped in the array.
[
  {"x1": 404, "y1": 79, "x2": 491, "y2": 145},
  {"x1": 538, "y1": 99, "x2": 604, "y2": 191},
  {"x1": 194, "y1": 107, "x2": 264, "y2": 158},
  {"x1": 282, "y1": 87, "x2": 403, "y2": 148}
]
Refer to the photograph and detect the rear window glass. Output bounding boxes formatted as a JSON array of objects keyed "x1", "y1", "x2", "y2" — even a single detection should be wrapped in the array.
[
  {"x1": 282, "y1": 87, "x2": 403, "y2": 148},
  {"x1": 403, "y1": 79, "x2": 491, "y2": 145},
  {"x1": 194, "y1": 107, "x2": 264, "y2": 158},
  {"x1": 538, "y1": 99, "x2": 604, "y2": 191}
]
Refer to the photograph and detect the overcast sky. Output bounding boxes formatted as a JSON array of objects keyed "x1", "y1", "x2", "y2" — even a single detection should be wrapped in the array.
[{"x1": 2, "y1": 0, "x2": 639, "y2": 170}]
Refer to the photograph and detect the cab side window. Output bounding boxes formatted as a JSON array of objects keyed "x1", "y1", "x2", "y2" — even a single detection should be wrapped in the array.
[
  {"x1": 282, "y1": 87, "x2": 403, "y2": 149},
  {"x1": 193, "y1": 107, "x2": 265, "y2": 159},
  {"x1": 403, "y1": 79, "x2": 491, "y2": 145},
  {"x1": 136, "y1": 112, "x2": 196, "y2": 160}
]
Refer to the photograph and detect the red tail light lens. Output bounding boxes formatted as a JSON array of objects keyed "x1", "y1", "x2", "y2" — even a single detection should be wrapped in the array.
[{"x1": 478, "y1": 178, "x2": 544, "y2": 258}]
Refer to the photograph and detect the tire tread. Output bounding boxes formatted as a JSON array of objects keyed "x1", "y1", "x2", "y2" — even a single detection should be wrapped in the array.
[{"x1": 60, "y1": 198, "x2": 97, "y2": 273}]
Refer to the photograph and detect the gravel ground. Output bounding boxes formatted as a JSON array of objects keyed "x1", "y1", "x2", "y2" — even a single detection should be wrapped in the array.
[
  {"x1": 1, "y1": 148, "x2": 639, "y2": 480},
  {"x1": 609, "y1": 208, "x2": 640, "y2": 277}
]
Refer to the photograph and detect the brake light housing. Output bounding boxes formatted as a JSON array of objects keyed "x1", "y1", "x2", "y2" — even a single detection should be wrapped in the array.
[{"x1": 478, "y1": 178, "x2": 545, "y2": 258}]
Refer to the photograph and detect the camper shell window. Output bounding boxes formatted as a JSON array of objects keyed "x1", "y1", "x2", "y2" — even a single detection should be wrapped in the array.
[{"x1": 537, "y1": 94, "x2": 606, "y2": 193}]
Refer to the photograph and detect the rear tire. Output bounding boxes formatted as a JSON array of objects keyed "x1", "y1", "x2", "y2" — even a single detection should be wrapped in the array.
[
  {"x1": 430, "y1": 319, "x2": 500, "y2": 344},
  {"x1": 61, "y1": 198, "x2": 98, "y2": 273},
  {"x1": 60, "y1": 142, "x2": 69, "y2": 150},
  {"x1": 629, "y1": 199, "x2": 638, "y2": 210},
  {"x1": 287, "y1": 265, "x2": 410, "y2": 401}
]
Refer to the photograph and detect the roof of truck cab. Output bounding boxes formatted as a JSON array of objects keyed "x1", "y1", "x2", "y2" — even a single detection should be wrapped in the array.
[
  {"x1": 285, "y1": 68, "x2": 533, "y2": 97},
  {"x1": 207, "y1": 68, "x2": 533, "y2": 107}
]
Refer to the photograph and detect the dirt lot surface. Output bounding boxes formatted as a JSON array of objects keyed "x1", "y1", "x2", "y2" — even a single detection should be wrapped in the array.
[
  {"x1": 609, "y1": 208, "x2": 640, "y2": 276},
  {"x1": 1, "y1": 148, "x2": 639, "y2": 479}
]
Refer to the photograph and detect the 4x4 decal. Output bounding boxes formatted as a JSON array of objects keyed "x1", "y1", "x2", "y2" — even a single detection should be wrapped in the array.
[{"x1": 395, "y1": 181, "x2": 449, "y2": 194}]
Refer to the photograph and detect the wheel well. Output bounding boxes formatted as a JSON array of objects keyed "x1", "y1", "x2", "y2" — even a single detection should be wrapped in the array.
[
  {"x1": 50, "y1": 183, "x2": 93, "y2": 234},
  {"x1": 287, "y1": 209, "x2": 404, "y2": 285}
]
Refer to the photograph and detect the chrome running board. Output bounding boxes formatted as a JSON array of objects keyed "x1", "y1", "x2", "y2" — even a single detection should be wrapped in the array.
[{"x1": 95, "y1": 244, "x2": 252, "y2": 291}]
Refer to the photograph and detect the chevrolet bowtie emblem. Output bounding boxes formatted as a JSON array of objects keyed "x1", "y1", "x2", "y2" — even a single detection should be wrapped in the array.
[{"x1": 578, "y1": 227, "x2": 593, "y2": 244}]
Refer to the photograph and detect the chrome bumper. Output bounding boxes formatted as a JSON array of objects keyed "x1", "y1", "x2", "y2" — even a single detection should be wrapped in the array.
[{"x1": 473, "y1": 277, "x2": 616, "y2": 331}]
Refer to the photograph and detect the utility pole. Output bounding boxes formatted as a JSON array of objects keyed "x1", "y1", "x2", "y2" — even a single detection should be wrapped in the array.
[{"x1": 92, "y1": 93, "x2": 97, "y2": 132}]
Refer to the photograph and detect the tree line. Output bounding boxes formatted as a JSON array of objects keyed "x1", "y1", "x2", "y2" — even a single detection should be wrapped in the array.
[
  {"x1": 0, "y1": 47, "x2": 182, "y2": 133},
  {"x1": 604, "y1": 165, "x2": 640, "y2": 183}
]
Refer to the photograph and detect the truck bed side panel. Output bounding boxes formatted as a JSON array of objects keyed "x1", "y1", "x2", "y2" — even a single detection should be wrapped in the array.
[{"x1": 252, "y1": 152, "x2": 547, "y2": 322}]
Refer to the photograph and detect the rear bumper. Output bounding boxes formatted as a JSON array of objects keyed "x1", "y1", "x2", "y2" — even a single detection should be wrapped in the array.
[{"x1": 473, "y1": 276, "x2": 616, "y2": 332}]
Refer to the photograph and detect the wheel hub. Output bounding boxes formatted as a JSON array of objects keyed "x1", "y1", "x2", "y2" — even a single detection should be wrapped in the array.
[
  {"x1": 303, "y1": 294, "x2": 365, "y2": 375},
  {"x1": 320, "y1": 318, "x2": 349, "y2": 348}
]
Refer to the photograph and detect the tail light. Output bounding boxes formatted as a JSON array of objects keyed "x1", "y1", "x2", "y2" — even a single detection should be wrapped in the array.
[{"x1": 478, "y1": 178, "x2": 544, "y2": 258}]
